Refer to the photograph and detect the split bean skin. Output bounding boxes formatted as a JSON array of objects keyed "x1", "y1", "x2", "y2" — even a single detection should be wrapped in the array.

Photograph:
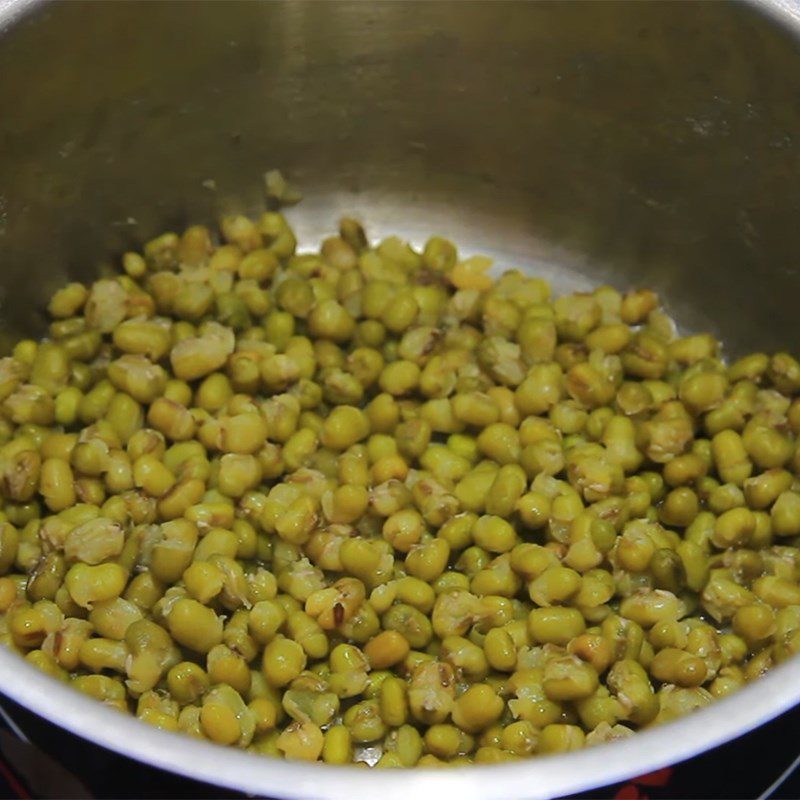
[{"x1": 1, "y1": 205, "x2": 800, "y2": 768}]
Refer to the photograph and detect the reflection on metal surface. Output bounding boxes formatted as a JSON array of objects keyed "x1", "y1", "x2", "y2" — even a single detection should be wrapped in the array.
[{"x1": 757, "y1": 0, "x2": 800, "y2": 31}]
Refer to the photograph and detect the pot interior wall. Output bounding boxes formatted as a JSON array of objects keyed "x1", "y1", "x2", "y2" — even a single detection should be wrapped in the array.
[{"x1": 0, "y1": 0, "x2": 799, "y2": 355}]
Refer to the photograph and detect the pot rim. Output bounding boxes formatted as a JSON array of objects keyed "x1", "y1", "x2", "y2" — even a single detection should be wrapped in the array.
[{"x1": 2, "y1": 645, "x2": 800, "y2": 799}]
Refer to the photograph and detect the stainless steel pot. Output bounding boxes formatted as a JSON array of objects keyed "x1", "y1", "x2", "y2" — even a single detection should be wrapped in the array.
[{"x1": 1, "y1": 1, "x2": 800, "y2": 797}]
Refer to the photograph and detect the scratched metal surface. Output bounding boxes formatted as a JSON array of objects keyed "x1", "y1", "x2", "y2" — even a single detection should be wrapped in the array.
[{"x1": 0, "y1": 2, "x2": 800, "y2": 354}]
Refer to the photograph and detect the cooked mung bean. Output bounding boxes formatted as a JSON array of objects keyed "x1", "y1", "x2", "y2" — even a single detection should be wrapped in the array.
[{"x1": 1, "y1": 204, "x2": 799, "y2": 767}]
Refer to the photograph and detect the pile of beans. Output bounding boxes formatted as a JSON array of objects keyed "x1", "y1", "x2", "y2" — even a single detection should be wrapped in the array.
[{"x1": 1, "y1": 208, "x2": 799, "y2": 766}]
